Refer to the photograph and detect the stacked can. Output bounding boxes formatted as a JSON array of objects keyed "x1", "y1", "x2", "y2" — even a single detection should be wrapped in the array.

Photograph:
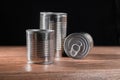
[
  {"x1": 40, "y1": 12, "x2": 67, "y2": 58},
  {"x1": 26, "y1": 12, "x2": 94, "y2": 65}
]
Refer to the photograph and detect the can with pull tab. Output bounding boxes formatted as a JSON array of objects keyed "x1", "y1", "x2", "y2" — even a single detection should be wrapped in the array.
[{"x1": 64, "y1": 32, "x2": 93, "y2": 59}]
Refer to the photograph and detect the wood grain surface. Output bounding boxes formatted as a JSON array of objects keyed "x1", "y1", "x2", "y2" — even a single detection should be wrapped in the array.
[{"x1": 0, "y1": 46, "x2": 120, "y2": 80}]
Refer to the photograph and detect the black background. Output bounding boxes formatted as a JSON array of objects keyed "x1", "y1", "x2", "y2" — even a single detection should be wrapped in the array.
[{"x1": 1, "y1": 0, "x2": 120, "y2": 46}]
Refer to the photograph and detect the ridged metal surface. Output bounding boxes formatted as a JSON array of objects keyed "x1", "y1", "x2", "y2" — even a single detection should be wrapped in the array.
[
  {"x1": 26, "y1": 29, "x2": 55, "y2": 64},
  {"x1": 40, "y1": 12, "x2": 67, "y2": 58}
]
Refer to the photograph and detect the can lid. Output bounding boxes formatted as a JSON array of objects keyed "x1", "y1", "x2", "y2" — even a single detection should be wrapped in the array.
[{"x1": 64, "y1": 33, "x2": 92, "y2": 59}]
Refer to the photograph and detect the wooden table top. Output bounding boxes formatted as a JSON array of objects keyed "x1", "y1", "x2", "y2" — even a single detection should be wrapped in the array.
[{"x1": 0, "y1": 46, "x2": 120, "y2": 80}]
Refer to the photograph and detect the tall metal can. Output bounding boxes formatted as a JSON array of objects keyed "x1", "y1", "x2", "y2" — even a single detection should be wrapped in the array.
[{"x1": 40, "y1": 12, "x2": 67, "y2": 58}]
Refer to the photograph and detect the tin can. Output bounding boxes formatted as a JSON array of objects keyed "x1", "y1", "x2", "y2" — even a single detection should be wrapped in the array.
[
  {"x1": 64, "y1": 32, "x2": 93, "y2": 59},
  {"x1": 40, "y1": 12, "x2": 67, "y2": 58},
  {"x1": 26, "y1": 29, "x2": 55, "y2": 64},
  {"x1": 40, "y1": 12, "x2": 55, "y2": 30}
]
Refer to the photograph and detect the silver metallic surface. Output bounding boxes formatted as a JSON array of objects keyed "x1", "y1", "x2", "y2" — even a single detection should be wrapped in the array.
[
  {"x1": 40, "y1": 12, "x2": 67, "y2": 58},
  {"x1": 64, "y1": 33, "x2": 93, "y2": 59},
  {"x1": 26, "y1": 29, "x2": 55, "y2": 64}
]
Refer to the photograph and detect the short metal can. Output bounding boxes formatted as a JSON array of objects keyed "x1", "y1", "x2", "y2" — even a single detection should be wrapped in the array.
[
  {"x1": 26, "y1": 29, "x2": 55, "y2": 64},
  {"x1": 64, "y1": 32, "x2": 93, "y2": 59}
]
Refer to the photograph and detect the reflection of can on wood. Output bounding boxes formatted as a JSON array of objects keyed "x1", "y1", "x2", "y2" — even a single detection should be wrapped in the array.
[
  {"x1": 26, "y1": 29, "x2": 55, "y2": 64},
  {"x1": 40, "y1": 12, "x2": 67, "y2": 58},
  {"x1": 64, "y1": 33, "x2": 93, "y2": 59}
]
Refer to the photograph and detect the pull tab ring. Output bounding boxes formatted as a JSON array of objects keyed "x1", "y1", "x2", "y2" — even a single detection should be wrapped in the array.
[{"x1": 69, "y1": 43, "x2": 82, "y2": 57}]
